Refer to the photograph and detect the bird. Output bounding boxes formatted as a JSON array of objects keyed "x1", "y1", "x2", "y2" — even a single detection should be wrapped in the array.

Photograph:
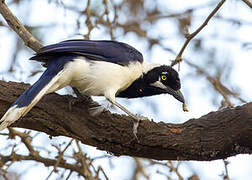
[{"x1": 0, "y1": 39, "x2": 187, "y2": 138}]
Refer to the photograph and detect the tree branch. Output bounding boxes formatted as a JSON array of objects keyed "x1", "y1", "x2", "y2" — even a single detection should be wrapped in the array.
[
  {"x1": 0, "y1": 80, "x2": 251, "y2": 161},
  {"x1": 241, "y1": 0, "x2": 252, "y2": 9},
  {"x1": 171, "y1": 0, "x2": 226, "y2": 67},
  {"x1": 0, "y1": 0, "x2": 251, "y2": 162},
  {"x1": 0, "y1": 153, "x2": 85, "y2": 176},
  {"x1": 0, "y1": 0, "x2": 42, "y2": 52}
]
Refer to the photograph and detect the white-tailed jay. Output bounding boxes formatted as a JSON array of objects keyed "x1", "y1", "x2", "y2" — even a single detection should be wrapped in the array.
[{"x1": 0, "y1": 39, "x2": 188, "y2": 138}]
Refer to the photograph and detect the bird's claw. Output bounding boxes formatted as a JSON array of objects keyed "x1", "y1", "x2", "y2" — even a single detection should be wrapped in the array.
[
  {"x1": 133, "y1": 120, "x2": 140, "y2": 141},
  {"x1": 68, "y1": 95, "x2": 92, "y2": 111},
  {"x1": 89, "y1": 105, "x2": 107, "y2": 116},
  {"x1": 132, "y1": 115, "x2": 148, "y2": 142}
]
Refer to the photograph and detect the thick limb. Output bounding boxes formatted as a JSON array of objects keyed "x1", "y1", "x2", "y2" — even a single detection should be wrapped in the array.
[{"x1": 106, "y1": 97, "x2": 144, "y2": 140}]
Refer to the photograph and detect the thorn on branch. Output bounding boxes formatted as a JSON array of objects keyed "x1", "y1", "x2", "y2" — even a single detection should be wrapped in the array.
[{"x1": 185, "y1": 24, "x2": 190, "y2": 39}]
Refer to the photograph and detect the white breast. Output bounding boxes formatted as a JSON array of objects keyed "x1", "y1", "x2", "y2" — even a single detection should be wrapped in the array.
[{"x1": 65, "y1": 57, "x2": 159, "y2": 97}]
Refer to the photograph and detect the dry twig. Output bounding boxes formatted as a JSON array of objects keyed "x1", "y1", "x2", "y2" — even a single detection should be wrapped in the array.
[
  {"x1": 171, "y1": 0, "x2": 226, "y2": 66},
  {"x1": 241, "y1": 0, "x2": 252, "y2": 8},
  {"x1": 0, "y1": 1, "x2": 42, "y2": 52},
  {"x1": 0, "y1": 129, "x2": 105, "y2": 179},
  {"x1": 184, "y1": 60, "x2": 246, "y2": 107}
]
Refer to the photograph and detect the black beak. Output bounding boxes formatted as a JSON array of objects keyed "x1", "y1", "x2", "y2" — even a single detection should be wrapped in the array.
[{"x1": 166, "y1": 87, "x2": 185, "y2": 103}]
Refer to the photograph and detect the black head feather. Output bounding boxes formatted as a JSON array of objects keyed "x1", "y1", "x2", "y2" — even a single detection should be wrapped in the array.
[
  {"x1": 143, "y1": 65, "x2": 181, "y2": 91},
  {"x1": 117, "y1": 65, "x2": 181, "y2": 99}
]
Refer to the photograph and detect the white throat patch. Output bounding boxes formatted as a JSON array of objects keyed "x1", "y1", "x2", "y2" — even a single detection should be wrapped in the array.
[{"x1": 150, "y1": 79, "x2": 167, "y2": 90}]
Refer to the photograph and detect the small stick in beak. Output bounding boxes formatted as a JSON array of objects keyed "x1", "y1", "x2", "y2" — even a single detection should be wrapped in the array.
[{"x1": 183, "y1": 103, "x2": 189, "y2": 112}]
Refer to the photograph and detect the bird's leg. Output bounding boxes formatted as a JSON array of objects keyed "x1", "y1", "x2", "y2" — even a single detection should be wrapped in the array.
[
  {"x1": 106, "y1": 98, "x2": 146, "y2": 141},
  {"x1": 72, "y1": 87, "x2": 91, "y2": 100},
  {"x1": 68, "y1": 87, "x2": 92, "y2": 111}
]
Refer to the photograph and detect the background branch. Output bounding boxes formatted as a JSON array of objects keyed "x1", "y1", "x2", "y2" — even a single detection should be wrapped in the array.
[
  {"x1": 241, "y1": 0, "x2": 252, "y2": 8},
  {"x1": 171, "y1": 0, "x2": 226, "y2": 66},
  {"x1": 0, "y1": 0, "x2": 42, "y2": 52}
]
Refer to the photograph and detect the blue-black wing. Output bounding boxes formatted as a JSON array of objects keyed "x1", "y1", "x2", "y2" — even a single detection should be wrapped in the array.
[{"x1": 30, "y1": 39, "x2": 144, "y2": 66}]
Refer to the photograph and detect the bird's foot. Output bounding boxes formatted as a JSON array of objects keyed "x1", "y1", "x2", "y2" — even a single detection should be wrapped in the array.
[
  {"x1": 68, "y1": 97, "x2": 86, "y2": 111},
  {"x1": 89, "y1": 105, "x2": 107, "y2": 116},
  {"x1": 132, "y1": 115, "x2": 148, "y2": 142},
  {"x1": 68, "y1": 88, "x2": 92, "y2": 111}
]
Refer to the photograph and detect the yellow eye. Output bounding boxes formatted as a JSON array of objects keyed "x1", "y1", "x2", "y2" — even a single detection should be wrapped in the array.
[{"x1": 161, "y1": 75, "x2": 167, "y2": 81}]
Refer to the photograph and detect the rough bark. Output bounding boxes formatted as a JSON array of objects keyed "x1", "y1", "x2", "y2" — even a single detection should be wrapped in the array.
[{"x1": 0, "y1": 80, "x2": 252, "y2": 161}]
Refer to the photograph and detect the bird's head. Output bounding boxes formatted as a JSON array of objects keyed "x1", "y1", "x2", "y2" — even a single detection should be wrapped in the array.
[{"x1": 143, "y1": 65, "x2": 185, "y2": 103}]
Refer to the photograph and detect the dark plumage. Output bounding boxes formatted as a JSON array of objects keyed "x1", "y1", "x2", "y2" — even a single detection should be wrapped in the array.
[
  {"x1": 117, "y1": 65, "x2": 184, "y2": 103},
  {"x1": 13, "y1": 56, "x2": 74, "y2": 108},
  {"x1": 31, "y1": 39, "x2": 143, "y2": 66}
]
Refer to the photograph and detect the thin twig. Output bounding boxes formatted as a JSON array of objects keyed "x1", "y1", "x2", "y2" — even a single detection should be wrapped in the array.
[
  {"x1": 53, "y1": 139, "x2": 74, "y2": 172},
  {"x1": 223, "y1": 160, "x2": 230, "y2": 180},
  {"x1": 241, "y1": 0, "x2": 252, "y2": 8},
  {"x1": 65, "y1": 170, "x2": 73, "y2": 180},
  {"x1": 45, "y1": 169, "x2": 54, "y2": 180},
  {"x1": 75, "y1": 140, "x2": 94, "y2": 179},
  {"x1": 0, "y1": 1, "x2": 42, "y2": 52},
  {"x1": 8, "y1": 128, "x2": 39, "y2": 156},
  {"x1": 0, "y1": 153, "x2": 86, "y2": 176},
  {"x1": 171, "y1": 0, "x2": 226, "y2": 67},
  {"x1": 96, "y1": 166, "x2": 109, "y2": 180},
  {"x1": 184, "y1": 59, "x2": 247, "y2": 107},
  {"x1": 167, "y1": 161, "x2": 183, "y2": 180},
  {"x1": 133, "y1": 158, "x2": 150, "y2": 180}
]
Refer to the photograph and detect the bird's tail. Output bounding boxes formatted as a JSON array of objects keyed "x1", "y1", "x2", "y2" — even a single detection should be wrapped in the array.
[{"x1": 0, "y1": 59, "x2": 69, "y2": 130}]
